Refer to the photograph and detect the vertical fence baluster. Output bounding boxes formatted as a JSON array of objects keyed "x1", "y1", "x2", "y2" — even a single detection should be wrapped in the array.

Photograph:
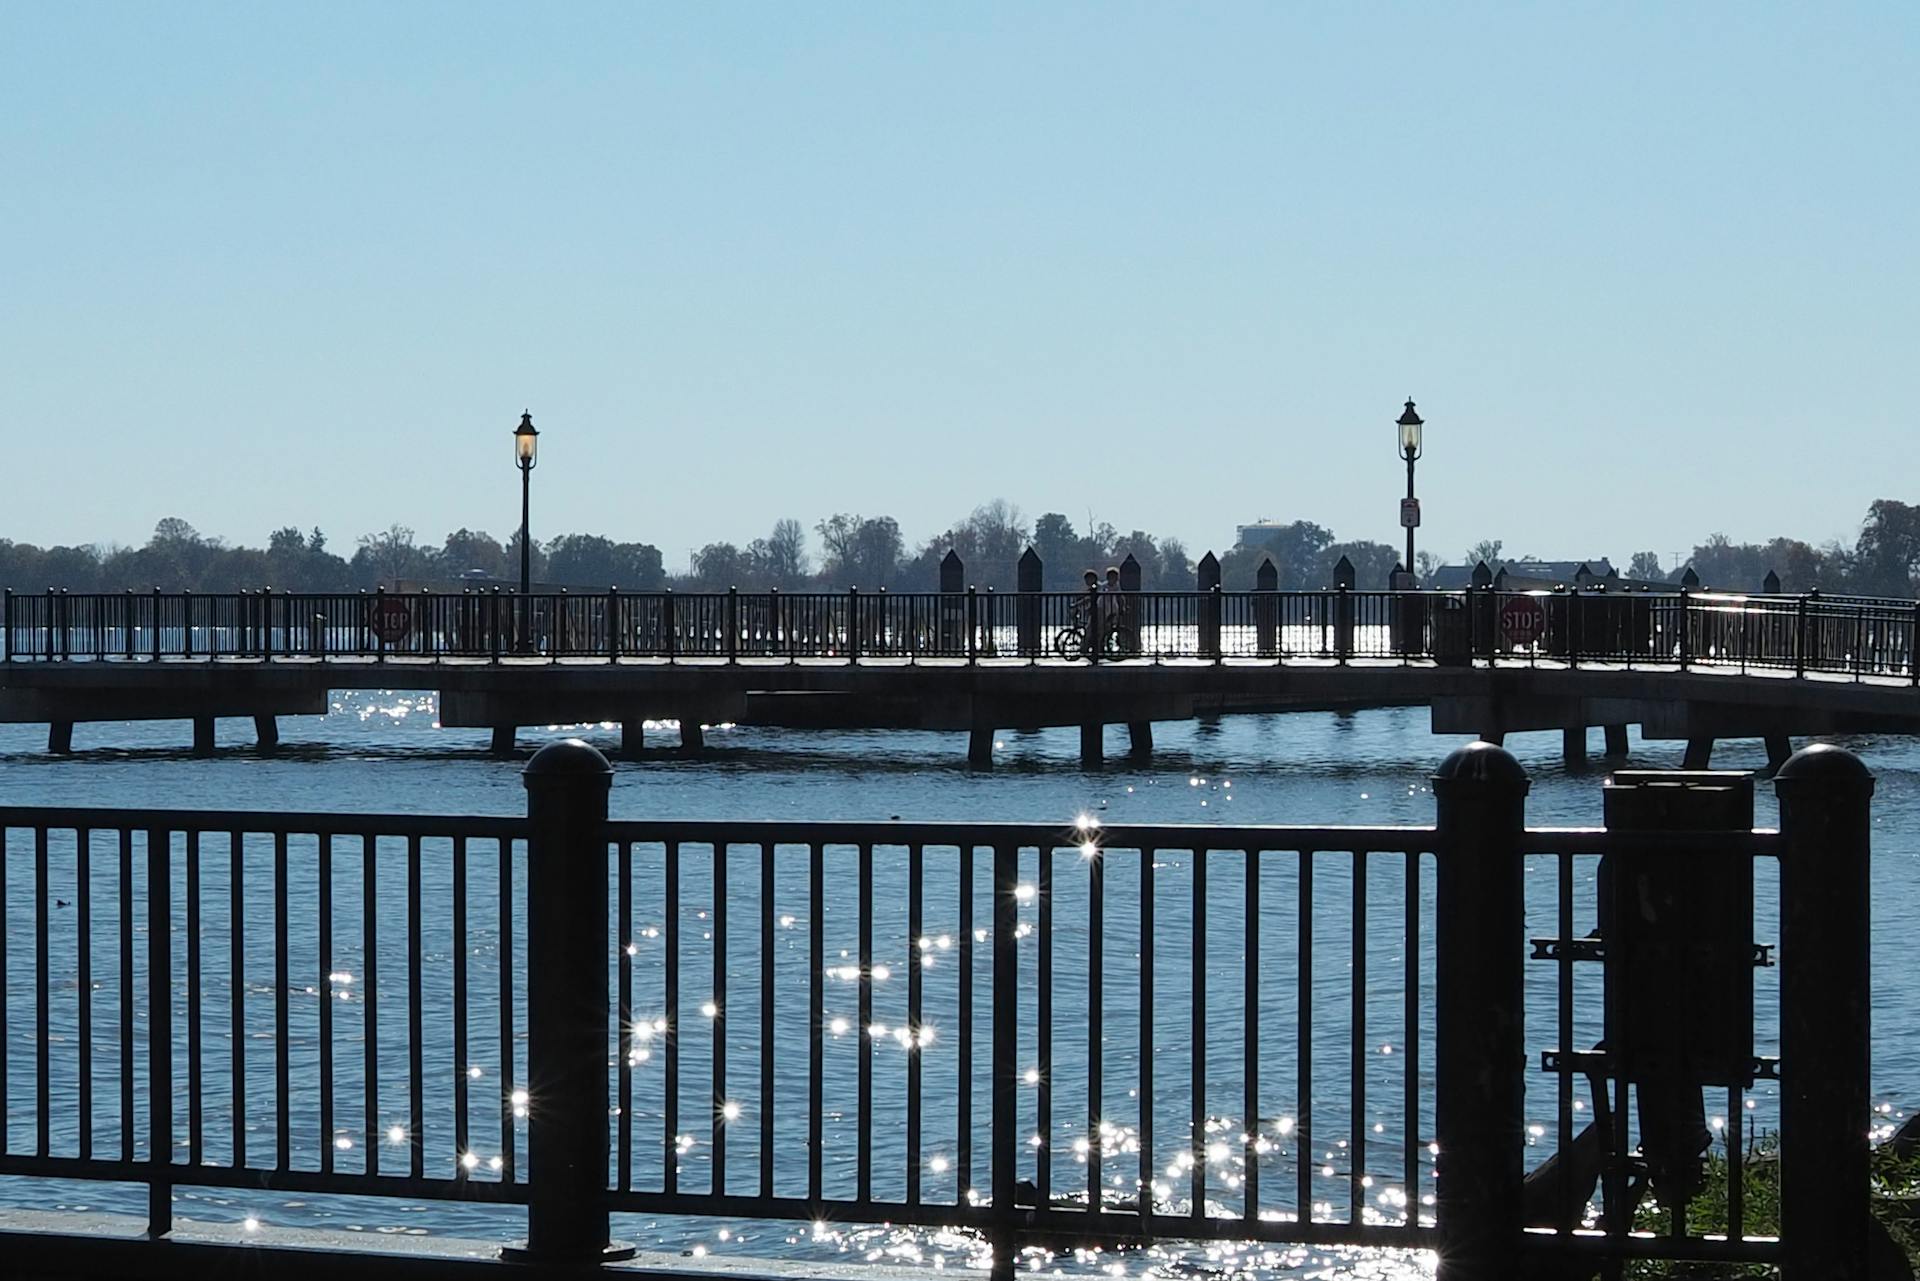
[
  {"x1": 120, "y1": 829, "x2": 135, "y2": 1162},
  {"x1": 760, "y1": 844, "x2": 775, "y2": 1199},
  {"x1": 664, "y1": 840, "x2": 679, "y2": 1196},
  {"x1": 453, "y1": 837, "x2": 469, "y2": 1179},
  {"x1": 1190, "y1": 847, "x2": 1205, "y2": 1223},
  {"x1": 1139, "y1": 845, "x2": 1155, "y2": 1219},
  {"x1": 78, "y1": 829, "x2": 94, "y2": 1160},
  {"x1": 147, "y1": 827, "x2": 173, "y2": 1236},
  {"x1": 35, "y1": 825, "x2": 50, "y2": 1157},
  {"x1": 1350, "y1": 850, "x2": 1367, "y2": 1222},
  {"x1": 408, "y1": 834, "x2": 423, "y2": 1180},
  {"x1": 616, "y1": 841, "x2": 631, "y2": 1192},
  {"x1": 499, "y1": 834, "x2": 516, "y2": 1182},
  {"x1": 231, "y1": 830, "x2": 245, "y2": 1168},
  {"x1": 713, "y1": 842, "x2": 728, "y2": 1194},
  {"x1": 1088, "y1": 838, "x2": 1105, "y2": 1211},
  {"x1": 858, "y1": 841, "x2": 873, "y2": 1203},
  {"x1": 1038, "y1": 845, "x2": 1053, "y2": 1206},
  {"x1": 319, "y1": 834, "x2": 334, "y2": 1173},
  {"x1": 1404, "y1": 846, "x2": 1421, "y2": 1223},
  {"x1": 959, "y1": 843, "x2": 975, "y2": 1197},
  {"x1": 908, "y1": 843, "x2": 924, "y2": 1206},
  {"x1": 990, "y1": 844, "x2": 1019, "y2": 1281},
  {"x1": 1243, "y1": 847, "x2": 1259, "y2": 1219},
  {"x1": 187, "y1": 831, "x2": 202, "y2": 1165},
  {"x1": 808, "y1": 843, "x2": 824, "y2": 1205},
  {"x1": 274, "y1": 832, "x2": 289, "y2": 1169},
  {"x1": 1297, "y1": 852, "x2": 1313, "y2": 1220},
  {"x1": 1556, "y1": 849, "x2": 1575, "y2": 1236},
  {"x1": 364, "y1": 837, "x2": 379, "y2": 1174}
]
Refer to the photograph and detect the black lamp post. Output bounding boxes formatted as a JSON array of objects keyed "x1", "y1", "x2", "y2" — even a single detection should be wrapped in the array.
[
  {"x1": 1397, "y1": 398, "x2": 1423, "y2": 583},
  {"x1": 514, "y1": 411, "x2": 539, "y2": 650}
]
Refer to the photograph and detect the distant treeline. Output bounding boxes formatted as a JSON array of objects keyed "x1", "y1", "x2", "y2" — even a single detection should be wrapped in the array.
[{"x1": 2, "y1": 498, "x2": 1917, "y2": 599}]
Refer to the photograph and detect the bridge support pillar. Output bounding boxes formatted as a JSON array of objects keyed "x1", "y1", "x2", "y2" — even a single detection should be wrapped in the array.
[
  {"x1": 1128, "y1": 721, "x2": 1153, "y2": 762},
  {"x1": 490, "y1": 726, "x2": 517, "y2": 756},
  {"x1": 1478, "y1": 730, "x2": 1505, "y2": 747},
  {"x1": 192, "y1": 718, "x2": 215, "y2": 757},
  {"x1": 1603, "y1": 724, "x2": 1630, "y2": 757},
  {"x1": 1561, "y1": 726, "x2": 1587, "y2": 768},
  {"x1": 680, "y1": 720, "x2": 704, "y2": 751},
  {"x1": 1766, "y1": 733, "x2": 1793, "y2": 775},
  {"x1": 620, "y1": 721, "x2": 645, "y2": 758},
  {"x1": 967, "y1": 727, "x2": 994, "y2": 770},
  {"x1": 48, "y1": 721, "x2": 73, "y2": 755},
  {"x1": 1683, "y1": 737, "x2": 1715, "y2": 769},
  {"x1": 254, "y1": 715, "x2": 279, "y2": 750},
  {"x1": 1079, "y1": 723, "x2": 1104, "y2": 769}
]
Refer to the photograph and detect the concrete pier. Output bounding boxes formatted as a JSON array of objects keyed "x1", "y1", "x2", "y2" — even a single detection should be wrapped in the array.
[
  {"x1": 1562, "y1": 726, "x2": 1587, "y2": 768},
  {"x1": 1079, "y1": 723, "x2": 1103, "y2": 768},
  {"x1": 967, "y1": 727, "x2": 994, "y2": 770},
  {"x1": 621, "y1": 721, "x2": 645, "y2": 757},
  {"x1": 680, "y1": 721, "x2": 704, "y2": 751},
  {"x1": 1683, "y1": 737, "x2": 1714, "y2": 769},
  {"x1": 48, "y1": 721, "x2": 72, "y2": 754},
  {"x1": 1766, "y1": 733, "x2": 1794, "y2": 773},
  {"x1": 1603, "y1": 724, "x2": 1629, "y2": 757},
  {"x1": 192, "y1": 717, "x2": 216, "y2": 757},
  {"x1": 490, "y1": 726, "x2": 517, "y2": 756},
  {"x1": 1128, "y1": 721, "x2": 1153, "y2": 762},
  {"x1": 254, "y1": 715, "x2": 280, "y2": 750}
]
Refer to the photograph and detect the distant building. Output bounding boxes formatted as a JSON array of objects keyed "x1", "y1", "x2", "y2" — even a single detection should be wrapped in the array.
[
  {"x1": 1235, "y1": 520, "x2": 1294, "y2": 547},
  {"x1": 1429, "y1": 558, "x2": 1650, "y2": 590}
]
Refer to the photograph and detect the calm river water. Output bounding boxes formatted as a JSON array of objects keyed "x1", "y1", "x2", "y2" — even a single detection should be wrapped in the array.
[{"x1": 0, "y1": 696, "x2": 1914, "y2": 1278}]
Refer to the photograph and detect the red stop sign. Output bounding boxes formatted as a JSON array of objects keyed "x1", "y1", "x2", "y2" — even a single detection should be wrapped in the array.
[
  {"x1": 1500, "y1": 596, "x2": 1546, "y2": 646},
  {"x1": 370, "y1": 596, "x2": 412, "y2": 644}
]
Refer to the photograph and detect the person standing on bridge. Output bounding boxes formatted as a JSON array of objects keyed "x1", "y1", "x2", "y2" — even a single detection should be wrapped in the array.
[
  {"x1": 1076, "y1": 570, "x2": 1104, "y2": 661},
  {"x1": 1101, "y1": 566, "x2": 1128, "y2": 656}
]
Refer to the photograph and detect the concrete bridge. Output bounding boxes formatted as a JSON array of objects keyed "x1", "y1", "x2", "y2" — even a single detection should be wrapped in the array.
[{"x1": 4, "y1": 583, "x2": 1917, "y2": 766}]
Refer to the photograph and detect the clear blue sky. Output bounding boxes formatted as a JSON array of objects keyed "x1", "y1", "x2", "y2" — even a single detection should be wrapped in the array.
[{"x1": 4, "y1": 3, "x2": 1915, "y2": 573}]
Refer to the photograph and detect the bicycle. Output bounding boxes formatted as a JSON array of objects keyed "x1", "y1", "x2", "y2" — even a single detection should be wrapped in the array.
[{"x1": 1052, "y1": 621, "x2": 1135, "y2": 661}]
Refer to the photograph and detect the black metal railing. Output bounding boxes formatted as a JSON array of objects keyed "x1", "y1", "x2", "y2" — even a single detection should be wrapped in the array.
[
  {"x1": 6, "y1": 585, "x2": 1920, "y2": 684},
  {"x1": 0, "y1": 742, "x2": 1876, "y2": 1278}
]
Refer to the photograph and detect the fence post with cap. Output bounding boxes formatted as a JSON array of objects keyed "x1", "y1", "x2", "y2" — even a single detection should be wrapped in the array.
[
  {"x1": 1774, "y1": 744, "x2": 1873, "y2": 1281},
  {"x1": 509, "y1": 740, "x2": 634, "y2": 1265},
  {"x1": 1432, "y1": 741, "x2": 1529, "y2": 1280}
]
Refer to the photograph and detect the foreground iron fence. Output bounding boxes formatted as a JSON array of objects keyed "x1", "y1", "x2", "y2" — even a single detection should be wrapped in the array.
[
  {"x1": 0, "y1": 743, "x2": 1876, "y2": 1279},
  {"x1": 5, "y1": 585, "x2": 1919, "y2": 682}
]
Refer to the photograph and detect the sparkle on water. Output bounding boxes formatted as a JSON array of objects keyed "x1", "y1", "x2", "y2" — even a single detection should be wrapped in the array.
[{"x1": 4, "y1": 699, "x2": 1917, "y2": 1278}]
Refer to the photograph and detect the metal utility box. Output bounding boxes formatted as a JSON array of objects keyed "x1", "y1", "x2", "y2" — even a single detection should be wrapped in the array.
[{"x1": 1601, "y1": 770, "x2": 1757, "y2": 1088}]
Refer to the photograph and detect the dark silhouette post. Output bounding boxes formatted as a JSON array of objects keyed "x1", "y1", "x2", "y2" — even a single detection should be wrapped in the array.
[
  {"x1": 940, "y1": 549, "x2": 964, "y2": 653},
  {"x1": 1775, "y1": 745, "x2": 1873, "y2": 1281},
  {"x1": 512, "y1": 740, "x2": 633, "y2": 1265},
  {"x1": 513, "y1": 411, "x2": 539, "y2": 652},
  {"x1": 1469, "y1": 560, "x2": 1495, "y2": 659},
  {"x1": 1763, "y1": 569, "x2": 1781, "y2": 595},
  {"x1": 1254, "y1": 556, "x2": 1279, "y2": 656},
  {"x1": 1332, "y1": 554, "x2": 1356, "y2": 661},
  {"x1": 1197, "y1": 552, "x2": 1221, "y2": 659},
  {"x1": 1016, "y1": 547, "x2": 1042, "y2": 658},
  {"x1": 1432, "y1": 742, "x2": 1529, "y2": 1280}
]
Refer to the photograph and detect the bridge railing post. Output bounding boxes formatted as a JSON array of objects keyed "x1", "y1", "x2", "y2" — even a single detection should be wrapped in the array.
[
  {"x1": 1677, "y1": 588, "x2": 1692, "y2": 670},
  {"x1": 989, "y1": 839, "x2": 1022, "y2": 1280},
  {"x1": 1774, "y1": 745, "x2": 1873, "y2": 1281},
  {"x1": 3, "y1": 588, "x2": 10, "y2": 664},
  {"x1": 727, "y1": 586, "x2": 739, "y2": 664},
  {"x1": 1432, "y1": 742, "x2": 1529, "y2": 1281},
  {"x1": 512, "y1": 740, "x2": 632, "y2": 1266},
  {"x1": 1911, "y1": 600, "x2": 1918, "y2": 686},
  {"x1": 663, "y1": 589, "x2": 677, "y2": 665},
  {"x1": 967, "y1": 586, "x2": 978, "y2": 665},
  {"x1": 45, "y1": 587, "x2": 56, "y2": 662},
  {"x1": 607, "y1": 587, "x2": 620, "y2": 663},
  {"x1": 848, "y1": 587, "x2": 861, "y2": 662},
  {"x1": 375, "y1": 586, "x2": 387, "y2": 664},
  {"x1": 152, "y1": 587, "x2": 163, "y2": 661}
]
